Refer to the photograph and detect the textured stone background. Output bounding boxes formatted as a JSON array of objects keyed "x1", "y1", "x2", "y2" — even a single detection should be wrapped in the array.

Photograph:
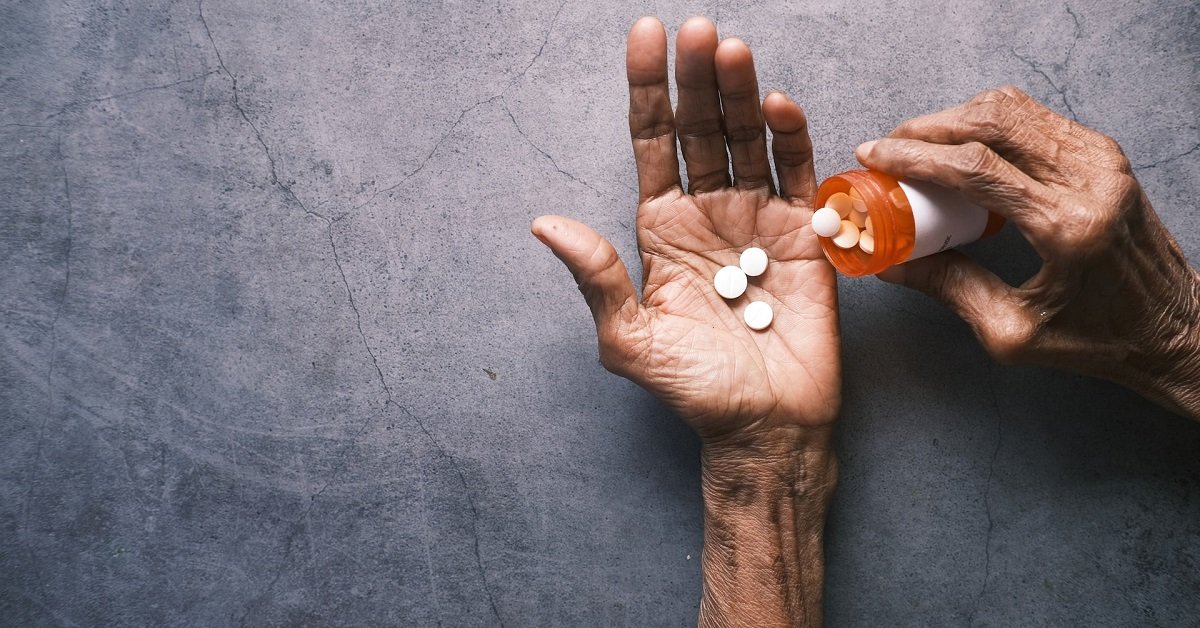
[{"x1": 2, "y1": 1, "x2": 1198, "y2": 626}]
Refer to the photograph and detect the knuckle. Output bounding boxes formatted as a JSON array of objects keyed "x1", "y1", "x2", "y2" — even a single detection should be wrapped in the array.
[
  {"x1": 629, "y1": 111, "x2": 675, "y2": 140},
  {"x1": 734, "y1": 173, "x2": 773, "y2": 191},
  {"x1": 969, "y1": 87, "x2": 1013, "y2": 107},
  {"x1": 1055, "y1": 201, "x2": 1121, "y2": 254},
  {"x1": 1110, "y1": 173, "x2": 1142, "y2": 209},
  {"x1": 979, "y1": 317, "x2": 1036, "y2": 365},
  {"x1": 963, "y1": 102, "x2": 1015, "y2": 141},
  {"x1": 686, "y1": 167, "x2": 731, "y2": 191},
  {"x1": 724, "y1": 122, "x2": 765, "y2": 144},
  {"x1": 773, "y1": 139, "x2": 813, "y2": 167},
  {"x1": 890, "y1": 119, "x2": 915, "y2": 138},
  {"x1": 675, "y1": 114, "x2": 724, "y2": 140},
  {"x1": 1097, "y1": 136, "x2": 1133, "y2": 173},
  {"x1": 1110, "y1": 151, "x2": 1134, "y2": 175},
  {"x1": 998, "y1": 85, "x2": 1028, "y2": 100},
  {"x1": 1093, "y1": 130, "x2": 1123, "y2": 155},
  {"x1": 957, "y1": 141, "x2": 998, "y2": 177},
  {"x1": 582, "y1": 242, "x2": 620, "y2": 284}
]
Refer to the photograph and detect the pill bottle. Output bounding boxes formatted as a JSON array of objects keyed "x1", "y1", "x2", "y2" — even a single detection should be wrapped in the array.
[{"x1": 814, "y1": 169, "x2": 1005, "y2": 276}]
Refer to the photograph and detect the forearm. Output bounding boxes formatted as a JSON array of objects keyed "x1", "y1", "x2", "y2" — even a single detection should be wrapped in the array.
[
  {"x1": 698, "y1": 431, "x2": 838, "y2": 628},
  {"x1": 1119, "y1": 230, "x2": 1200, "y2": 420},
  {"x1": 1134, "y1": 266, "x2": 1200, "y2": 420}
]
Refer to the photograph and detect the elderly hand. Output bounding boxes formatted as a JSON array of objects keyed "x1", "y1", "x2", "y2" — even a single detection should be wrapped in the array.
[
  {"x1": 857, "y1": 86, "x2": 1200, "y2": 419},
  {"x1": 533, "y1": 17, "x2": 839, "y2": 626},
  {"x1": 532, "y1": 18, "x2": 840, "y2": 446}
]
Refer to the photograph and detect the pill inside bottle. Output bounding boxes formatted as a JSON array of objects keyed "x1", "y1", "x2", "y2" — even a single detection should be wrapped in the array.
[{"x1": 812, "y1": 169, "x2": 1006, "y2": 277}]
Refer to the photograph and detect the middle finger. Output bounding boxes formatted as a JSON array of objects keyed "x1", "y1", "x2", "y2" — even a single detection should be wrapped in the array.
[
  {"x1": 715, "y1": 38, "x2": 773, "y2": 193},
  {"x1": 674, "y1": 17, "x2": 730, "y2": 193}
]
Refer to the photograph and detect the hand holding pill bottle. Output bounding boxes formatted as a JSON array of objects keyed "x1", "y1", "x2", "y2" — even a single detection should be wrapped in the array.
[
  {"x1": 855, "y1": 86, "x2": 1200, "y2": 419},
  {"x1": 533, "y1": 18, "x2": 838, "y2": 625},
  {"x1": 812, "y1": 169, "x2": 1006, "y2": 276}
]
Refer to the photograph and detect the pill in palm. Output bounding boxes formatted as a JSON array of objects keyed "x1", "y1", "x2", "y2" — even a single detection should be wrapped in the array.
[
  {"x1": 811, "y1": 206, "x2": 842, "y2": 237},
  {"x1": 739, "y1": 247, "x2": 768, "y2": 277},
  {"x1": 832, "y1": 220, "x2": 861, "y2": 249},
  {"x1": 713, "y1": 265, "x2": 748, "y2": 299},
  {"x1": 743, "y1": 300, "x2": 774, "y2": 330}
]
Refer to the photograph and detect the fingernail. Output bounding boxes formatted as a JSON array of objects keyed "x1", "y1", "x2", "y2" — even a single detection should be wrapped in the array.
[
  {"x1": 876, "y1": 264, "x2": 905, "y2": 284},
  {"x1": 856, "y1": 140, "x2": 878, "y2": 162}
]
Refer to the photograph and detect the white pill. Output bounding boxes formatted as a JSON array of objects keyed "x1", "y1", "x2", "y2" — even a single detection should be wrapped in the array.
[
  {"x1": 743, "y1": 300, "x2": 774, "y2": 330},
  {"x1": 811, "y1": 207, "x2": 842, "y2": 237},
  {"x1": 849, "y1": 208, "x2": 867, "y2": 228},
  {"x1": 825, "y1": 192, "x2": 854, "y2": 218},
  {"x1": 859, "y1": 231, "x2": 875, "y2": 254},
  {"x1": 739, "y1": 247, "x2": 768, "y2": 277},
  {"x1": 832, "y1": 220, "x2": 861, "y2": 249},
  {"x1": 713, "y1": 265, "x2": 748, "y2": 299},
  {"x1": 864, "y1": 216, "x2": 874, "y2": 236}
]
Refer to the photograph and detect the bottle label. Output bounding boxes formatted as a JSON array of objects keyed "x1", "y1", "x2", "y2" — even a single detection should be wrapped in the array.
[{"x1": 899, "y1": 179, "x2": 989, "y2": 262}]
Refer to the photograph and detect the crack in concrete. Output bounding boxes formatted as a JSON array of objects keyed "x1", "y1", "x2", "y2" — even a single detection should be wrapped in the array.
[
  {"x1": 394, "y1": 402, "x2": 506, "y2": 628},
  {"x1": 2, "y1": 72, "x2": 218, "y2": 129},
  {"x1": 348, "y1": 95, "x2": 503, "y2": 214},
  {"x1": 969, "y1": 369, "x2": 1004, "y2": 626},
  {"x1": 417, "y1": 469, "x2": 445, "y2": 627},
  {"x1": 500, "y1": 97, "x2": 614, "y2": 201},
  {"x1": 18, "y1": 132, "x2": 78, "y2": 628},
  {"x1": 46, "y1": 71, "x2": 221, "y2": 122},
  {"x1": 1011, "y1": 49, "x2": 1077, "y2": 122},
  {"x1": 510, "y1": 0, "x2": 567, "y2": 88},
  {"x1": 1011, "y1": 3, "x2": 1083, "y2": 122},
  {"x1": 1063, "y1": 5, "x2": 1081, "y2": 68},
  {"x1": 199, "y1": 0, "x2": 326, "y2": 223},
  {"x1": 351, "y1": 0, "x2": 572, "y2": 213},
  {"x1": 199, "y1": 2, "x2": 504, "y2": 624},
  {"x1": 1135, "y1": 141, "x2": 1200, "y2": 171}
]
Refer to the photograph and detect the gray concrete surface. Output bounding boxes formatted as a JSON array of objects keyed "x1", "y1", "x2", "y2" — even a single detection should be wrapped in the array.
[{"x1": 3, "y1": 0, "x2": 1198, "y2": 626}]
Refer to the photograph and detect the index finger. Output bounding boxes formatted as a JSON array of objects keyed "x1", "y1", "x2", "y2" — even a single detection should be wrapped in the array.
[
  {"x1": 856, "y1": 138, "x2": 1061, "y2": 257},
  {"x1": 627, "y1": 17, "x2": 681, "y2": 201}
]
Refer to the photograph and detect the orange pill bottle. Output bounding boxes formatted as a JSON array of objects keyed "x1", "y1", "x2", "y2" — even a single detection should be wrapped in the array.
[{"x1": 814, "y1": 170, "x2": 1005, "y2": 276}]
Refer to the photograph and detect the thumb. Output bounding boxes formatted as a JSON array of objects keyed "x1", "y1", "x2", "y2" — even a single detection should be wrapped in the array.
[
  {"x1": 878, "y1": 250, "x2": 1021, "y2": 343},
  {"x1": 531, "y1": 215, "x2": 640, "y2": 336}
]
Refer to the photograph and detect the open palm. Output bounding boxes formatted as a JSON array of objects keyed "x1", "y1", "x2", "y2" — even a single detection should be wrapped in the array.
[{"x1": 533, "y1": 18, "x2": 840, "y2": 443}]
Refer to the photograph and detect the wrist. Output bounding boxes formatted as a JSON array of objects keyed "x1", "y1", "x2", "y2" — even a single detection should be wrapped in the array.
[
  {"x1": 698, "y1": 428, "x2": 837, "y2": 628},
  {"x1": 1127, "y1": 268, "x2": 1200, "y2": 419},
  {"x1": 701, "y1": 425, "x2": 838, "y2": 502},
  {"x1": 1150, "y1": 272, "x2": 1200, "y2": 418}
]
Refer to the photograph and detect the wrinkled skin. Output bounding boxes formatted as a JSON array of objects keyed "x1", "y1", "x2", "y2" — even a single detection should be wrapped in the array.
[
  {"x1": 532, "y1": 18, "x2": 841, "y2": 444},
  {"x1": 860, "y1": 86, "x2": 1200, "y2": 419}
]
